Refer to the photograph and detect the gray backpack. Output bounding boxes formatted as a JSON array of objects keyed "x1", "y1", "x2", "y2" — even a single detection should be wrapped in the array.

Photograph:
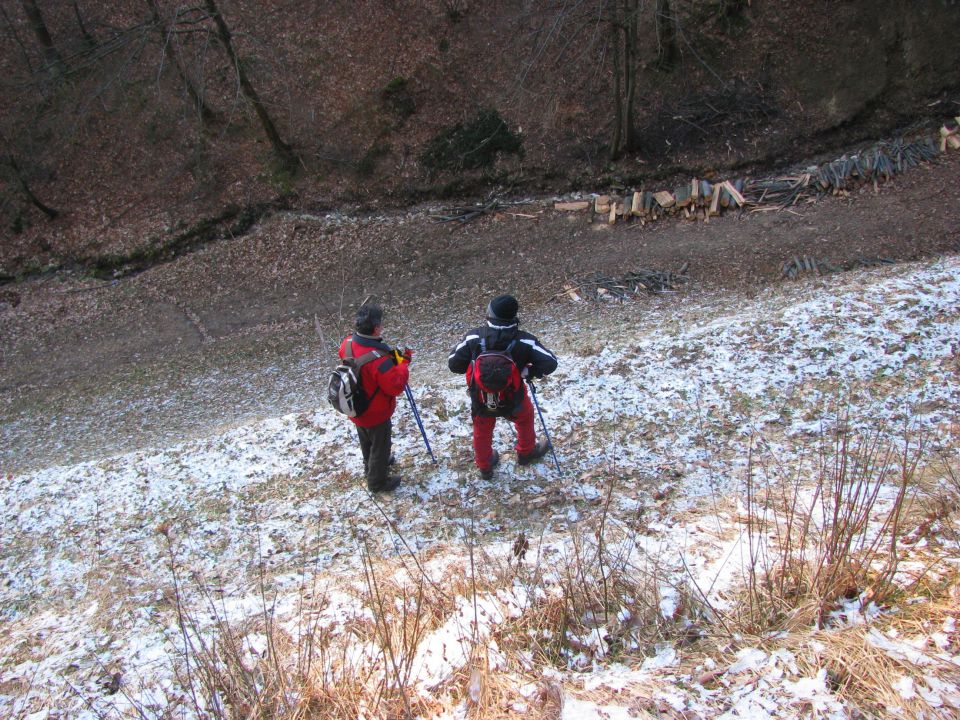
[{"x1": 328, "y1": 339, "x2": 383, "y2": 417}]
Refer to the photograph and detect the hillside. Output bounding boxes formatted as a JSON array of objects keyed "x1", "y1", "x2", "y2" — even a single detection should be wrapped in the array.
[
  {"x1": 2, "y1": 1, "x2": 960, "y2": 278},
  {"x1": 3, "y1": 2, "x2": 960, "y2": 717},
  {"x1": 2, "y1": 250, "x2": 959, "y2": 718}
]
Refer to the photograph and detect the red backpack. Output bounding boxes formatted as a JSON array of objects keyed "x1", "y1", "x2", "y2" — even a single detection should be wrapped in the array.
[{"x1": 467, "y1": 338, "x2": 522, "y2": 415}]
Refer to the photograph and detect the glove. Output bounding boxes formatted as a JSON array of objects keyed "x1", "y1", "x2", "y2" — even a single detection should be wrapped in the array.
[
  {"x1": 523, "y1": 366, "x2": 543, "y2": 380},
  {"x1": 394, "y1": 347, "x2": 413, "y2": 364}
]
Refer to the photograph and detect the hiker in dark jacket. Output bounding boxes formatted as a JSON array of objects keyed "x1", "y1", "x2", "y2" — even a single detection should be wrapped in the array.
[
  {"x1": 339, "y1": 304, "x2": 411, "y2": 492},
  {"x1": 448, "y1": 294, "x2": 558, "y2": 479}
]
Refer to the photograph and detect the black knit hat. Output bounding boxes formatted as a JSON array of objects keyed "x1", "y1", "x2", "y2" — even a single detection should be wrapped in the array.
[{"x1": 486, "y1": 294, "x2": 519, "y2": 322}]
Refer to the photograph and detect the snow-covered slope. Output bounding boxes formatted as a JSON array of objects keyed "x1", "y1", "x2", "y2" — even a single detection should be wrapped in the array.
[{"x1": 2, "y1": 257, "x2": 959, "y2": 719}]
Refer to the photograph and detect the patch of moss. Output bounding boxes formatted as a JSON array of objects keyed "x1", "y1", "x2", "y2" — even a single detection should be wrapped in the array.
[
  {"x1": 381, "y1": 77, "x2": 416, "y2": 125},
  {"x1": 420, "y1": 109, "x2": 523, "y2": 173},
  {"x1": 357, "y1": 142, "x2": 392, "y2": 178}
]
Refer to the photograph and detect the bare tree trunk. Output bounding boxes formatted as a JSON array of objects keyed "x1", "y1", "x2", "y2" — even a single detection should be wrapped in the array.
[
  {"x1": 145, "y1": 0, "x2": 216, "y2": 126},
  {"x1": 71, "y1": 0, "x2": 96, "y2": 51},
  {"x1": 1, "y1": 3, "x2": 34, "y2": 73},
  {"x1": 609, "y1": 0, "x2": 639, "y2": 160},
  {"x1": 610, "y1": 4, "x2": 623, "y2": 160},
  {"x1": 655, "y1": 0, "x2": 679, "y2": 71},
  {"x1": 203, "y1": 0, "x2": 298, "y2": 172},
  {"x1": 4, "y1": 152, "x2": 59, "y2": 220},
  {"x1": 20, "y1": 0, "x2": 65, "y2": 77},
  {"x1": 623, "y1": 0, "x2": 638, "y2": 152}
]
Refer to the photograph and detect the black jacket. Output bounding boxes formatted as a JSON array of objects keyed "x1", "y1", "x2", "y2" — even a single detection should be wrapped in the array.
[{"x1": 448, "y1": 320, "x2": 558, "y2": 379}]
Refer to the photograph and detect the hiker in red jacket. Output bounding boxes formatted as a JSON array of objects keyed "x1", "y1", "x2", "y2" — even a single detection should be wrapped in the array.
[
  {"x1": 339, "y1": 304, "x2": 411, "y2": 492},
  {"x1": 448, "y1": 294, "x2": 558, "y2": 479}
]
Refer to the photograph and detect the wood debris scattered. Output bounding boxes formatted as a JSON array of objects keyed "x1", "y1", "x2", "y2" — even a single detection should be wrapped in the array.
[
  {"x1": 430, "y1": 199, "x2": 501, "y2": 224},
  {"x1": 780, "y1": 255, "x2": 901, "y2": 280},
  {"x1": 558, "y1": 266, "x2": 689, "y2": 302},
  {"x1": 780, "y1": 256, "x2": 838, "y2": 279},
  {"x1": 430, "y1": 198, "x2": 537, "y2": 224}
]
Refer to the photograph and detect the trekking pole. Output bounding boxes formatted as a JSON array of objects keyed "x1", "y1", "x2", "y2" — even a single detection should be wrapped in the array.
[
  {"x1": 526, "y1": 380, "x2": 562, "y2": 473},
  {"x1": 404, "y1": 384, "x2": 437, "y2": 464}
]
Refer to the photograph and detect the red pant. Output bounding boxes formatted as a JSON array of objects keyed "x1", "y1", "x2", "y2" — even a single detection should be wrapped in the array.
[{"x1": 472, "y1": 394, "x2": 536, "y2": 470}]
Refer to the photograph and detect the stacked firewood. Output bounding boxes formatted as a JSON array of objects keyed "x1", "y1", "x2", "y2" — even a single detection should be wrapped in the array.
[
  {"x1": 579, "y1": 178, "x2": 749, "y2": 225},
  {"x1": 554, "y1": 131, "x2": 954, "y2": 225}
]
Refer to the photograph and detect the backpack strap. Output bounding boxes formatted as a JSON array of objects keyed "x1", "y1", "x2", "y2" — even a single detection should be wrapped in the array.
[
  {"x1": 346, "y1": 337, "x2": 383, "y2": 368},
  {"x1": 344, "y1": 337, "x2": 384, "y2": 409}
]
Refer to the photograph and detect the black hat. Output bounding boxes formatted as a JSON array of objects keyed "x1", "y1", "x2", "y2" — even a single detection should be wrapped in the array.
[{"x1": 486, "y1": 294, "x2": 519, "y2": 322}]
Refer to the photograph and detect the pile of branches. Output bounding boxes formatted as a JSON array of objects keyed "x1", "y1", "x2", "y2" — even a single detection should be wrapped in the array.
[
  {"x1": 429, "y1": 198, "x2": 539, "y2": 224},
  {"x1": 780, "y1": 256, "x2": 840, "y2": 279},
  {"x1": 744, "y1": 137, "x2": 941, "y2": 208},
  {"x1": 780, "y1": 255, "x2": 896, "y2": 279},
  {"x1": 559, "y1": 265, "x2": 689, "y2": 301},
  {"x1": 429, "y1": 199, "x2": 503, "y2": 224}
]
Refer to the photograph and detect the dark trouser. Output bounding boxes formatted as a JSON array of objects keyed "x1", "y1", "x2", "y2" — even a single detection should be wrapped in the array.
[
  {"x1": 472, "y1": 394, "x2": 536, "y2": 471},
  {"x1": 356, "y1": 419, "x2": 392, "y2": 489}
]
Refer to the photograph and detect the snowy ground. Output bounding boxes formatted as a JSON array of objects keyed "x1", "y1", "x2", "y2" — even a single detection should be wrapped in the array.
[{"x1": 2, "y1": 256, "x2": 960, "y2": 718}]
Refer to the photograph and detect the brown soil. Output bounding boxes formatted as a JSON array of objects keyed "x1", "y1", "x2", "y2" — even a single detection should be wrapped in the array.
[{"x1": 2, "y1": 150, "x2": 958, "y2": 474}]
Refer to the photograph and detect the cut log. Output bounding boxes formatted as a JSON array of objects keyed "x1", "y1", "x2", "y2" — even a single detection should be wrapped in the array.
[
  {"x1": 594, "y1": 195, "x2": 611, "y2": 214},
  {"x1": 631, "y1": 191, "x2": 643, "y2": 216},
  {"x1": 948, "y1": 136, "x2": 960, "y2": 150},
  {"x1": 719, "y1": 185, "x2": 730, "y2": 208},
  {"x1": 708, "y1": 186, "x2": 721, "y2": 216},
  {"x1": 555, "y1": 200, "x2": 591, "y2": 212},
  {"x1": 643, "y1": 191, "x2": 655, "y2": 215},
  {"x1": 723, "y1": 180, "x2": 746, "y2": 207},
  {"x1": 653, "y1": 190, "x2": 676, "y2": 208},
  {"x1": 622, "y1": 195, "x2": 633, "y2": 216},
  {"x1": 675, "y1": 185, "x2": 693, "y2": 208},
  {"x1": 700, "y1": 180, "x2": 713, "y2": 206},
  {"x1": 608, "y1": 204, "x2": 617, "y2": 225},
  {"x1": 691, "y1": 178, "x2": 700, "y2": 203}
]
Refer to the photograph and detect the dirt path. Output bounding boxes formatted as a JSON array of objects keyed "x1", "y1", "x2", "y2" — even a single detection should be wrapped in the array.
[{"x1": 1, "y1": 153, "x2": 959, "y2": 472}]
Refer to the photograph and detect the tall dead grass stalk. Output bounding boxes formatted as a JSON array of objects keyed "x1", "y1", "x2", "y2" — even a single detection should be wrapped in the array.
[{"x1": 742, "y1": 424, "x2": 924, "y2": 631}]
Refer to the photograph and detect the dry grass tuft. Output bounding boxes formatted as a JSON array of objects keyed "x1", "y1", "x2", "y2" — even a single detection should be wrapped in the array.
[
  {"x1": 790, "y1": 583, "x2": 960, "y2": 720},
  {"x1": 737, "y1": 425, "x2": 928, "y2": 633}
]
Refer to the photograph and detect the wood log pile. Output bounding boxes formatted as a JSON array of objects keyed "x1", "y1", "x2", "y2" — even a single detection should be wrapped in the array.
[{"x1": 554, "y1": 129, "x2": 957, "y2": 225}]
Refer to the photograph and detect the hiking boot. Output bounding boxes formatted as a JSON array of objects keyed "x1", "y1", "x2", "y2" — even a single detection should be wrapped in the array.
[
  {"x1": 517, "y1": 439, "x2": 551, "y2": 466},
  {"x1": 479, "y1": 451, "x2": 500, "y2": 480},
  {"x1": 368, "y1": 475, "x2": 402, "y2": 493}
]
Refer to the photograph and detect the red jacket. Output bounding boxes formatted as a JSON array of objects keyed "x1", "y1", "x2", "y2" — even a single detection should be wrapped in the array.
[{"x1": 338, "y1": 333, "x2": 409, "y2": 427}]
